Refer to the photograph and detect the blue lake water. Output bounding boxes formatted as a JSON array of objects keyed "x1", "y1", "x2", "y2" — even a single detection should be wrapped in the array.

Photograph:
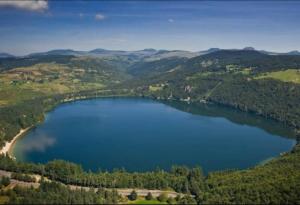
[{"x1": 13, "y1": 98, "x2": 296, "y2": 173}]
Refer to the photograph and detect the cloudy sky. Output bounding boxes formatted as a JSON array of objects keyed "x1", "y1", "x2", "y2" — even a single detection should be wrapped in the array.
[{"x1": 1, "y1": 0, "x2": 300, "y2": 55}]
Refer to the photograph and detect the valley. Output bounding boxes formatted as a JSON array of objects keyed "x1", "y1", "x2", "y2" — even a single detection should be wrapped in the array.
[{"x1": 0, "y1": 48, "x2": 300, "y2": 204}]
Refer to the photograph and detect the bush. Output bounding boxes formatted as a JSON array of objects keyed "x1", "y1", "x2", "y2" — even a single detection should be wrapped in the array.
[
  {"x1": 157, "y1": 193, "x2": 168, "y2": 202},
  {"x1": 167, "y1": 197, "x2": 176, "y2": 204},
  {"x1": 178, "y1": 195, "x2": 197, "y2": 204},
  {"x1": 11, "y1": 173, "x2": 36, "y2": 183},
  {"x1": 145, "y1": 192, "x2": 153, "y2": 200},
  {"x1": 1, "y1": 176, "x2": 10, "y2": 187},
  {"x1": 128, "y1": 190, "x2": 137, "y2": 201}
]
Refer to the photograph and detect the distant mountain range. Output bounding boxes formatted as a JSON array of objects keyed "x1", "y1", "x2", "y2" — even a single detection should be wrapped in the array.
[
  {"x1": 27, "y1": 48, "x2": 198, "y2": 61},
  {"x1": 0, "y1": 52, "x2": 15, "y2": 58},
  {"x1": 1, "y1": 47, "x2": 299, "y2": 60}
]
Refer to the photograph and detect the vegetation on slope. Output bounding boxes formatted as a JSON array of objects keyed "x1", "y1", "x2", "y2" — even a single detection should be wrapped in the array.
[
  {"x1": 200, "y1": 145, "x2": 300, "y2": 204},
  {"x1": 124, "y1": 51, "x2": 300, "y2": 129},
  {"x1": 0, "y1": 55, "x2": 132, "y2": 148},
  {"x1": 5, "y1": 181, "x2": 120, "y2": 204},
  {"x1": 0, "y1": 144, "x2": 299, "y2": 204},
  {"x1": 255, "y1": 69, "x2": 300, "y2": 84}
]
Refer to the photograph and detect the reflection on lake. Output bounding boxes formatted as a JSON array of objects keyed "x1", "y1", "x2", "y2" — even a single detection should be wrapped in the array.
[{"x1": 14, "y1": 132, "x2": 56, "y2": 160}]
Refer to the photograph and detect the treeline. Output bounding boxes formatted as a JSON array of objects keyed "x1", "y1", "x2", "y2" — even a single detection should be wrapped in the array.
[
  {"x1": 2, "y1": 181, "x2": 197, "y2": 204},
  {"x1": 0, "y1": 144, "x2": 299, "y2": 204},
  {"x1": 4, "y1": 181, "x2": 119, "y2": 204},
  {"x1": 199, "y1": 144, "x2": 300, "y2": 204},
  {"x1": 0, "y1": 98, "x2": 46, "y2": 147},
  {"x1": 0, "y1": 155, "x2": 204, "y2": 196},
  {"x1": 132, "y1": 72, "x2": 300, "y2": 130},
  {"x1": 207, "y1": 77, "x2": 300, "y2": 129},
  {"x1": 11, "y1": 173, "x2": 36, "y2": 183}
]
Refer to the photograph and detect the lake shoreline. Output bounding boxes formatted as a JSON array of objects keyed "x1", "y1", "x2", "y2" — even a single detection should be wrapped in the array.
[
  {"x1": 12, "y1": 97, "x2": 296, "y2": 172},
  {"x1": 0, "y1": 127, "x2": 32, "y2": 158},
  {"x1": 1, "y1": 95, "x2": 298, "y2": 169}
]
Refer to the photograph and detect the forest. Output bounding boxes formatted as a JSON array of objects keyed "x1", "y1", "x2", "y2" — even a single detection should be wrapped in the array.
[{"x1": 0, "y1": 144, "x2": 299, "y2": 204}]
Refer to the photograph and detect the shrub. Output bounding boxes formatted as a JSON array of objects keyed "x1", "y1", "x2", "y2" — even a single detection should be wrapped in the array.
[
  {"x1": 1, "y1": 176, "x2": 10, "y2": 187},
  {"x1": 128, "y1": 190, "x2": 137, "y2": 201},
  {"x1": 157, "y1": 193, "x2": 168, "y2": 202},
  {"x1": 167, "y1": 197, "x2": 176, "y2": 204},
  {"x1": 145, "y1": 192, "x2": 153, "y2": 200}
]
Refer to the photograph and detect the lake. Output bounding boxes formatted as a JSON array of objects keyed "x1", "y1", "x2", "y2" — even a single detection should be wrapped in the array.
[{"x1": 13, "y1": 98, "x2": 296, "y2": 173}]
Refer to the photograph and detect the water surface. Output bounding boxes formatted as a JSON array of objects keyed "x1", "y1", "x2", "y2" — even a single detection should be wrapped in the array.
[{"x1": 13, "y1": 98, "x2": 296, "y2": 173}]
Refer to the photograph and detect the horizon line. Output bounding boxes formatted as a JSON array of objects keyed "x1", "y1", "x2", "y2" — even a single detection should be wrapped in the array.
[{"x1": 2, "y1": 46, "x2": 300, "y2": 57}]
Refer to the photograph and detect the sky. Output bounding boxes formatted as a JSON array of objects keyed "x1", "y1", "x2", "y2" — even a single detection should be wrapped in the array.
[{"x1": 0, "y1": 0, "x2": 300, "y2": 55}]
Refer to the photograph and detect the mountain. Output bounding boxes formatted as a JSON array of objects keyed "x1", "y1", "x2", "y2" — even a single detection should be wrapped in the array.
[
  {"x1": 183, "y1": 49, "x2": 300, "y2": 73},
  {"x1": 88, "y1": 48, "x2": 127, "y2": 56},
  {"x1": 27, "y1": 48, "x2": 217, "y2": 61},
  {"x1": 22, "y1": 47, "x2": 300, "y2": 62},
  {"x1": 195, "y1": 48, "x2": 221, "y2": 56},
  {"x1": 0, "y1": 52, "x2": 14, "y2": 58},
  {"x1": 255, "y1": 49, "x2": 300, "y2": 56},
  {"x1": 28, "y1": 49, "x2": 86, "y2": 57},
  {"x1": 88, "y1": 48, "x2": 159, "y2": 57},
  {"x1": 128, "y1": 49, "x2": 300, "y2": 78},
  {"x1": 89, "y1": 48, "x2": 202, "y2": 61},
  {"x1": 243, "y1": 47, "x2": 255, "y2": 51},
  {"x1": 286, "y1": 50, "x2": 300, "y2": 55},
  {"x1": 143, "y1": 50, "x2": 199, "y2": 61},
  {"x1": 128, "y1": 57, "x2": 187, "y2": 76}
]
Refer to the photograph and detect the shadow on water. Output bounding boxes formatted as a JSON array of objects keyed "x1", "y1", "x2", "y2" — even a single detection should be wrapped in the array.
[{"x1": 162, "y1": 100, "x2": 296, "y2": 140}]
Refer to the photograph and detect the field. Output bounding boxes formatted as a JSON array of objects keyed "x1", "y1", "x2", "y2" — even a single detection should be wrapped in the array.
[
  {"x1": 0, "y1": 63, "x2": 112, "y2": 107},
  {"x1": 255, "y1": 69, "x2": 300, "y2": 83}
]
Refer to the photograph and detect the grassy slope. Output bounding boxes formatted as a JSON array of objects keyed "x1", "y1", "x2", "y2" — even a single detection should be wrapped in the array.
[
  {"x1": 255, "y1": 69, "x2": 300, "y2": 84},
  {"x1": 0, "y1": 62, "x2": 121, "y2": 107}
]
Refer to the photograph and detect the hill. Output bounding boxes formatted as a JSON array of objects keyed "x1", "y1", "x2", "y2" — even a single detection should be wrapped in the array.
[{"x1": 0, "y1": 53, "x2": 14, "y2": 58}]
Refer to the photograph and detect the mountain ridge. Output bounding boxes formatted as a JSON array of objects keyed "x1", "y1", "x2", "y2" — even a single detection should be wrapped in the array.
[
  {"x1": 5, "y1": 47, "x2": 300, "y2": 59},
  {"x1": 0, "y1": 52, "x2": 15, "y2": 58}
]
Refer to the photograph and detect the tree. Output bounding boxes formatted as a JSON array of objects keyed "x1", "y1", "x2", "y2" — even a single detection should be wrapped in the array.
[
  {"x1": 128, "y1": 190, "x2": 137, "y2": 201},
  {"x1": 157, "y1": 193, "x2": 168, "y2": 202},
  {"x1": 1, "y1": 176, "x2": 10, "y2": 187},
  {"x1": 167, "y1": 197, "x2": 176, "y2": 204},
  {"x1": 145, "y1": 192, "x2": 153, "y2": 200},
  {"x1": 175, "y1": 194, "x2": 181, "y2": 202},
  {"x1": 178, "y1": 195, "x2": 197, "y2": 204}
]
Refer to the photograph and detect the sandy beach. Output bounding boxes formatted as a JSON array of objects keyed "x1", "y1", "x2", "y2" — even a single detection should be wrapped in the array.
[{"x1": 0, "y1": 127, "x2": 31, "y2": 157}]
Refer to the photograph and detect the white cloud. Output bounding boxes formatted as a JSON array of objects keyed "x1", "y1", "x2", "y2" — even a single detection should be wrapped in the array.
[
  {"x1": 0, "y1": 0, "x2": 48, "y2": 12},
  {"x1": 95, "y1": 13, "x2": 105, "y2": 21},
  {"x1": 168, "y1": 18, "x2": 174, "y2": 23},
  {"x1": 79, "y1": 13, "x2": 84, "y2": 18}
]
